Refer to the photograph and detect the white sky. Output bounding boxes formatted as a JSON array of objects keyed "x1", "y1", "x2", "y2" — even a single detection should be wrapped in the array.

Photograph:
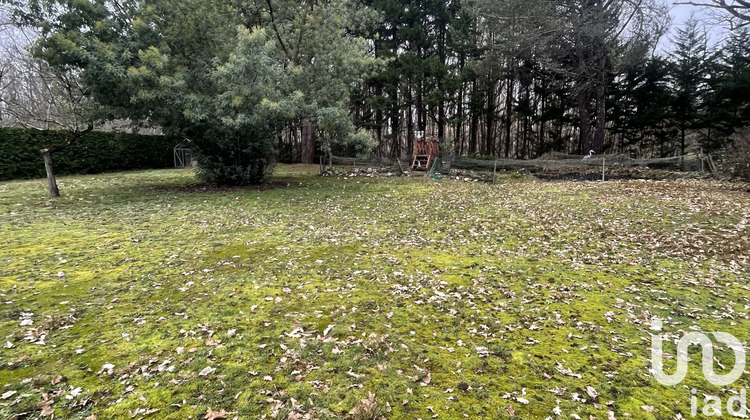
[{"x1": 666, "y1": 1, "x2": 728, "y2": 48}]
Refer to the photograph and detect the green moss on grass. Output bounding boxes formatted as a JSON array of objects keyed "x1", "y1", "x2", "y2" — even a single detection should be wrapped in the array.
[{"x1": 0, "y1": 167, "x2": 747, "y2": 418}]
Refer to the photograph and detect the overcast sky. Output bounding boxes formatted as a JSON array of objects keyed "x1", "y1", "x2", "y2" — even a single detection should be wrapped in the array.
[{"x1": 666, "y1": 2, "x2": 728, "y2": 48}]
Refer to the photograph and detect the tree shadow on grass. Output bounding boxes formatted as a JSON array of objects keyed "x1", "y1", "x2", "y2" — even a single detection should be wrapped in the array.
[
  {"x1": 151, "y1": 180, "x2": 303, "y2": 194},
  {"x1": 532, "y1": 172, "x2": 633, "y2": 182}
]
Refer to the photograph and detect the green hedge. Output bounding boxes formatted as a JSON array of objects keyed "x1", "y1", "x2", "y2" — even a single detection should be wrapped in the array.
[{"x1": 0, "y1": 127, "x2": 176, "y2": 181}]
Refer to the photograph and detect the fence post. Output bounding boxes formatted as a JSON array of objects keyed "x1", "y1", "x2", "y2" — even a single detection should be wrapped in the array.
[{"x1": 707, "y1": 153, "x2": 717, "y2": 175}]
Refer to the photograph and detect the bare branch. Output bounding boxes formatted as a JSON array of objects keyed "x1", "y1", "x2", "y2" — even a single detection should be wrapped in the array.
[
  {"x1": 0, "y1": 23, "x2": 99, "y2": 131},
  {"x1": 674, "y1": 0, "x2": 750, "y2": 28}
]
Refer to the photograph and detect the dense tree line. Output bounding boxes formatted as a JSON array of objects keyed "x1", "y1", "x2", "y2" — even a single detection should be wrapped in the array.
[
  {"x1": 350, "y1": 1, "x2": 750, "y2": 160},
  {"x1": 8, "y1": 0, "x2": 750, "y2": 189}
]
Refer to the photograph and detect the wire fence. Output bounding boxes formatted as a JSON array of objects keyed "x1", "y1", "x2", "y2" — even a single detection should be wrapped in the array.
[
  {"x1": 332, "y1": 152, "x2": 706, "y2": 173},
  {"x1": 450, "y1": 153, "x2": 703, "y2": 172}
]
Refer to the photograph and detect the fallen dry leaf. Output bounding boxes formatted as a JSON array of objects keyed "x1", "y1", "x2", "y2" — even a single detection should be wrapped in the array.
[
  {"x1": 1, "y1": 390, "x2": 17, "y2": 400},
  {"x1": 198, "y1": 366, "x2": 216, "y2": 376},
  {"x1": 204, "y1": 407, "x2": 228, "y2": 419}
]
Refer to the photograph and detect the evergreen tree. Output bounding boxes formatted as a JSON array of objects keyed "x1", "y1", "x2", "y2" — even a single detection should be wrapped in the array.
[
  {"x1": 722, "y1": 29, "x2": 750, "y2": 127},
  {"x1": 695, "y1": 28, "x2": 750, "y2": 152},
  {"x1": 670, "y1": 18, "x2": 713, "y2": 155},
  {"x1": 610, "y1": 57, "x2": 676, "y2": 156},
  {"x1": 20, "y1": 0, "x2": 378, "y2": 185}
]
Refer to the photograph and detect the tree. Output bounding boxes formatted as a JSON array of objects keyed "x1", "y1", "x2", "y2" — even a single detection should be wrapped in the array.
[
  {"x1": 19, "y1": 0, "x2": 378, "y2": 185},
  {"x1": 676, "y1": 0, "x2": 750, "y2": 29},
  {"x1": 472, "y1": 0, "x2": 668, "y2": 154},
  {"x1": 721, "y1": 29, "x2": 750, "y2": 126},
  {"x1": 610, "y1": 57, "x2": 677, "y2": 156},
  {"x1": 693, "y1": 28, "x2": 750, "y2": 152},
  {"x1": 669, "y1": 18, "x2": 713, "y2": 156},
  {"x1": 1, "y1": 8, "x2": 99, "y2": 196}
]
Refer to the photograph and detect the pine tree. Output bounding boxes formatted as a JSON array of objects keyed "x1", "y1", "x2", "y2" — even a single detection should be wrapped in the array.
[
  {"x1": 610, "y1": 57, "x2": 676, "y2": 156},
  {"x1": 21, "y1": 0, "x2": 379, "y2": 184},
  {"x1": 670, "y1": 18, "x2": 713, "y2": 156},
  {"x1": 722, "y1": 29, "x2": 750, "y2": 127}
]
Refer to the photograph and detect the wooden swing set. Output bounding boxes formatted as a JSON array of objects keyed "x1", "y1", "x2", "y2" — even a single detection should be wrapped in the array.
[{"x1": 411, "y1": 133, "x2": 440, "y2": 171}]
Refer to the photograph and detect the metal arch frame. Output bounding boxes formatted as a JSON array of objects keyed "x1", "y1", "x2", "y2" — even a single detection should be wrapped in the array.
[{"x1": 173, "y1": 139, "x2": 192, "y2": 168}]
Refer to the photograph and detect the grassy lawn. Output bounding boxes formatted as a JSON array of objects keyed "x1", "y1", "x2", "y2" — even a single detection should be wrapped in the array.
[{"x1": 1, "y1": 166, "x2": 748, "y2": 419}]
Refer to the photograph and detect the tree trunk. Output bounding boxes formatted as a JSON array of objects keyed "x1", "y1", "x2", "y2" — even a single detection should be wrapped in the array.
[
  {"x1": 407, "y1": 82, "x2": 414, "y2": 158},
  {"x1": 593, "y1": 83, "x2": 606, "y2": 154},
  {"x1": 438, "y1": 99, "x2": 445, "y2": 145},
  {"x1": 592, "y1": 60, "x2": 607, "y2": 154},
  {"x1": 38, "y1": 123, "x2": 94, "y2": 197},
  {"x1": 577, "y1": 89, "x2": 592, "y2": 154},
  {"x1": 301, "y1": 120, "x2": 316, "y2": 164},
  {"x1": 373, "y1": 41, "x2": 383, "y2": 163},
  {"x1": 456, "y1": 54, "x2": 466, "y2": 157},
  {"x1": 486, "y1": 77, "x2": 496, "y2": 157},
  {"x1": 469, "y1": 79, "x2": 479, "y2": 155},
  {"x1": 538, "y1": 79, "x2": 546, "y2": 156},
  {"x1": 417, "y1": 78, "x2": 424, "y2": 133},
  {"x1": 456, "y1": 81, "x2": 464, "y2": 156},
  {"x1": 504, "y1": 75, "x2": 514, "y2": 158},
  {"x1": 680, "y1": 121, "x2": 686, "y2": 156},
  {"x1": 42, "y1": 150, "x2": 60, "y2": 197},
  {"x1": 390, "y1": 86, "x2": 400, "y2": 159},
  {"x1": 375, "y1": 83, "x2": 383, "y2": 162}
]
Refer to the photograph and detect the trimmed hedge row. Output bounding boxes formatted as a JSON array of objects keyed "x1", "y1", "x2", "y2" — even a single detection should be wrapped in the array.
[{"x1": 0, "y1": 127, "x2": 176, "y2": 181}]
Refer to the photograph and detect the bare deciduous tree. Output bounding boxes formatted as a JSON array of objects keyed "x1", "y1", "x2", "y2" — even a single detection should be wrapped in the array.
[
  {"x1": 676, "y1": 0, "x2": 750, "y2": 29},
  {"x1": 1, "y1": 7, "x2": 98, "y2": 196}
]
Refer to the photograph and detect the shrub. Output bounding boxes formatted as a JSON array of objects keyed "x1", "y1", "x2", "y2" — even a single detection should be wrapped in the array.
[
  {"x1": 0, "y1": 128, "x2": 175, "y2": 181},
  {"x1": 189, "y1": 125, "x2": 277, "y2": 186},
  {"x1": 724, "y1": 130, "x2": 750, "y2": 181}
]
